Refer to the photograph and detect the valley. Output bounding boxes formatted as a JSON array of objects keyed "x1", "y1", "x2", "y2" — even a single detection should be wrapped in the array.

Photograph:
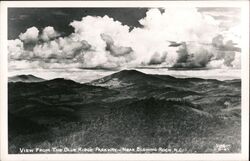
[{"x1": 8, "y1": 70, "x2": 241, "y2": 153}]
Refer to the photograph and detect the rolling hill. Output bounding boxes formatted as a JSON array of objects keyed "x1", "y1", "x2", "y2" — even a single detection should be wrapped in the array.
[{"x1": 8, "y1": 70, "x2": 241, "y2": 153}]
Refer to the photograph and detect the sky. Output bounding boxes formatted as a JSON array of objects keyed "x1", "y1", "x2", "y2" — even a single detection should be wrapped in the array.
[{"x1": 7, "y1": 7, "x2": 242, "y2": 81}]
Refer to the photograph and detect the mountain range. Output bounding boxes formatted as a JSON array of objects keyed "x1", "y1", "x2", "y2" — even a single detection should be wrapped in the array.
[
  {"x1": 8, "y1": 74, "x2": 45, "y2": 83},
  {"x1": 8, "y1": 70, "x2": 241, "y2": 153}
]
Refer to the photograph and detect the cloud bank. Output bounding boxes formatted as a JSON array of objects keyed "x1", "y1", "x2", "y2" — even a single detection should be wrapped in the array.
[{"x1": 8, "y1": 8, "x2": 241, "y2": 70}]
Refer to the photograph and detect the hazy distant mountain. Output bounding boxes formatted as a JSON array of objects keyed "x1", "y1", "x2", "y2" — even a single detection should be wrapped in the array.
[
  {"x1": 8, "y1": 74, "x2": 45, "y2": 83},
  {"x1": 8, "y1": 70, "x2": 241, "y2": 153},
  {"x1": 89, "y1": 69, "x2": 229, "y2": 89},
  {"x1": 89, "y1": 69, "x2": 180, "y2": 88}
]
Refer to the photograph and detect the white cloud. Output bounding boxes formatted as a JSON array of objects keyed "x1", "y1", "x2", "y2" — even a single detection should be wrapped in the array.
[
  {"x1": 231, "y1": 53, "x2": 241, "y2": 69},
  {"x1": 8, "y1": 8, "x2": 241, "y2": 71},
  {"x1": 126, "y1": 7, "x2": 220, "y2": 66},
  {"x1": 8, "y1": 39, "x2": 24, "y2": 60},
  {"x1": 19, "y1": 26, "x2": 39, "y2": 43},
  {"x1": 41, "y1": 26, "x2": 60, "y2": 41},
  {"x1": 138, "y1": 8, "x2": 219, "y2": 42}
]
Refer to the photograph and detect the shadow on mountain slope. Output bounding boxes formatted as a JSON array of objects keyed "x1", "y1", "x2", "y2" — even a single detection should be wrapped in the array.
[{"x1": 8, "y1": 70, "x2": 241, "y2": 153}]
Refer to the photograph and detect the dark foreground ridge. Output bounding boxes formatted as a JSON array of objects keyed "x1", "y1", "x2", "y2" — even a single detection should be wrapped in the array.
[{"x1": 8, "y1": 70, "x2": 241, "y2": 153}]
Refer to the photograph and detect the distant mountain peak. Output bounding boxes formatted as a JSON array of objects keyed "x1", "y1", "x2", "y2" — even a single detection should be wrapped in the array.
[
  {"x1": 8, "y1": 74, "x2": 45, "y2": 83},
  {"x1": 44, "y1": 78, "x2": 78, "y2": 85},
  {"x1": 119, "y1": 69, "x2": 142, "y2": 73},
  {"x1": 89, "y1": 69, "x2": 167, "y2": 88},
  {"x1": 111, "y1": 69, "x2": 147, "y2": 77}
]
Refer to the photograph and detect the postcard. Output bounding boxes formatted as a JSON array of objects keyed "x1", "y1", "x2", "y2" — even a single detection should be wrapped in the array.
[{"x1": 0, "y1": 1, "x2": 249, "y2": 161}]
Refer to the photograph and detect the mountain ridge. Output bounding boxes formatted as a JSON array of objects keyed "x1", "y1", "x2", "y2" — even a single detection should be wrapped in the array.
[
  {"x1": 8, "y1": 69, "x2": 241, "y2": 153},
  {"x1": 89, "y1": 69, "x2": 183, "y2": 88},
  {"x1": 9, "y1": 70, "x2": 240, "y2": 85},
  {"x1": 9, "y1": 74, "x2": 45, "y2": 83}
]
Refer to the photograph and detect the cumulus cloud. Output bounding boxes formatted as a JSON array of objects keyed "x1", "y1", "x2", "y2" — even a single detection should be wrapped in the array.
[
  {"x1": 172, "y1": 42, "x2": 214, "y2": 68},
  {"x1": 101, "y1": 33, "x2": 134, "y2": 57},
  {"x1": 19, "y1": 26, "x2": 39, "y2": 43},
  {"x1": 41, "y1": 26, "x2": 60, "y2": 41},
  {"x1": 8, "y1": 8, "x2": 241, "y2": 70},
  {"x1": 208, "y1": 34, "x2": 241, "y2": 68},
  {"x1": 138, "y1": 8, "x2": 219, "y2": 42},
  {"x1": 8, "y1": 39, "x2": 23, "y2": 59},
  {"x1": 149, "y1": 52, "x2": 168, "y2": 65}
]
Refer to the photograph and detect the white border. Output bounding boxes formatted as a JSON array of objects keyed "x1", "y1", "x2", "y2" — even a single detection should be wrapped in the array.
[{"x1": 0, "y1": 1, "x2": 249, "y2": 161}]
